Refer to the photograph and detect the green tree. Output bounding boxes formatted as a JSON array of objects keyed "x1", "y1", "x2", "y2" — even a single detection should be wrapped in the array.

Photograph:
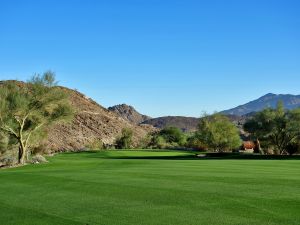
[
  {"x1": 0, "y1": 71, "x2": 74, "y2": 164},
  {"x1": 196, "y1": 114, "x2": 241, "y2": 152},
  {"x1": 244, "y1": 102, "x2": 300, "y2": 155},
  {"x1": 185, "y1": 134, "x2": 205, "y2": 150},
  {"x1": 159, "y1": 127, "x2": 186, "y2": 146},
  {"x1": 150, "y1": 135, "x2": 168, "y2": 149},
  {"x1": 148, "y1": 127, "x2": 186, "y2": 149},
  {"x1": 115, "y1": 128, "x2": 133, "y2": 149}
]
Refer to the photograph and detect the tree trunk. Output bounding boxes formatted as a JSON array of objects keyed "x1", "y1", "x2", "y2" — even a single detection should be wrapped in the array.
[
  {"x1": 280, "y1": 149, "x2": 286, "y2": 155},
  {"x1": 18, "y1": 141, "x2": 26, "y2": 164},
  {"x1": 256, "y1": 139, "x2": 264, "y2": 155}
]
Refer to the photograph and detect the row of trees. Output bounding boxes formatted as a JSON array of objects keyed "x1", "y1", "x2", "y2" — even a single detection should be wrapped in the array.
[
  {"x1": 144, "y1": 114, "x2": 241, "y2": 151},
  {"x1": 121, "y1": 114, "x2": 242, "y2": 151},
  {"x1": 117, "y1": 104, "x2": 300, "y2": 155},
  {"x1": 1, "y1": 72, "x2": 299, "y2": 162}
]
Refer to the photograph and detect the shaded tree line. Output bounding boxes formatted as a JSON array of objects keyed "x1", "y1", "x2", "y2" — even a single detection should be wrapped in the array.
[
  {"x1": 244, "y1": 102, "x2": 300, "y2": 155},
  {"x1": 135, "y1": 105, "x2": 300, "y2": 155},
  {"x1": 135, "y1": 114, "x2": 242, "y2": 152}
]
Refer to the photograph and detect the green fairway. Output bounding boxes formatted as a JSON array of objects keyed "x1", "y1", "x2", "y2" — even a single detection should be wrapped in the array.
[{"x1": 1, "y1": 151, "x2": 300, "y2": 225}]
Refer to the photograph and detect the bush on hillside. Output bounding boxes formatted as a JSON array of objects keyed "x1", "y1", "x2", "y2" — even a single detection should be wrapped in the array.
[
  {"x1": 150, "y1": 135, "x2": 168, "y2": 149},
  {"x1": 137, "y1": 134, "x2": 153, "y2": 149},
  {"x1": 115, "y1": 128, "x2": 133, "y2": 149},
  {"x1": 85, "y1": 139, "x2": 103, "y2": 150},
  {"x1": 0, "y1": 156, "x2": 17, "y2": 167},
  {"x1": 147, "y1": 127, "x2": 187, "y2": 149},
  {"x1": 31, "y1": 142, "x2": 53, "y2": 155},
  {"x1": 31, "y1": 155, "x2": 48, "y2": 164},
  {"x1": 0, "y1": 132, "x2": 9, "y2": 154},
  {"x1": 159, "y1": 127, "x2": 186, "y2": 146}
]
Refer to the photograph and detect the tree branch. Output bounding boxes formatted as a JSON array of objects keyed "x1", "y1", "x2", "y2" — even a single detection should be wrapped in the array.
[
  {"x1": 0, "y1": 125, "x2": 18, "y2": 138},
  {"x1": 24, "y1": 123, "x2": 44, "y2": 148}
]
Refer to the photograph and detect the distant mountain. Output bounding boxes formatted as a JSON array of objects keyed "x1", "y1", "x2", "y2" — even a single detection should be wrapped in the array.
[
  {"x1": 108, "y1": 104, "x2": 200, "y2": 132},
  {"x1": 108, "y1": 104, "x2": 251, "y2": 132},
  {"x1": 222, "y1": 93, "x2": 300, "y2": 116},
  {"x1": 142, "y1": 116, "x2": 200, "y2": 132},
  {"x1": 108, "y1": 104, "x2": 151, "y2": 125},
  {"x1": 110, "y1": 92, "x2": 300, "y2": 133}
]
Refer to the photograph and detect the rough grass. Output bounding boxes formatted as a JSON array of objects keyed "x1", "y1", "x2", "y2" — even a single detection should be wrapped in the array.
[{"x1": 0, "y1": 150, "x2": 300, "y2": 225}]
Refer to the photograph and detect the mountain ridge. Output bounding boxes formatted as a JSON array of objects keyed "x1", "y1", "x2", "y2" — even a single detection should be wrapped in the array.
[
  {"x1": 109, "y1": 93, "x2": 300, "y2": 132},
  {"x1": 108, "y1": 104, "x2": 200, "y2": 132},
  {"x1": 221, "y1": 93, "x2": 300, "y2": 116},
  {"x1": 108, "y1": 104, "x2": 151, "y2": 125}
]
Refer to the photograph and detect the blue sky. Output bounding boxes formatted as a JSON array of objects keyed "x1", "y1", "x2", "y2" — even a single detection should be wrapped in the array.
[{"x1": 0, "y1": 0, "x2": 299, "y2": 117}]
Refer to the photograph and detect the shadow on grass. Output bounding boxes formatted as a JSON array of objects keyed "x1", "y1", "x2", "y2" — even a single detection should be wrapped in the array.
[
  {"x1": 104, "y1": 155, "x2": 199, "y2": 160},
  {"x1": 78, "y1": 151, "x2": 199, "y2": 160},
  {"x1": 203, "y1": 153, "x2": 300, "y2": 160},
  {"x1": 78, "y1": 151, "x2": 300, "y2": 160}
]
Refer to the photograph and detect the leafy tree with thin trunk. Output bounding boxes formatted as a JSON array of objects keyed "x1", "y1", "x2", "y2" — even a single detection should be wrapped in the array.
[
  {"x1": 195, "y1": 113, "x2": 242, "y2": 152},
  {"x1": 244, "y1": 102, "x2": 300, "y2": 155},
  {"x1": 0, "y1": 71, "x2": 74, "y2": 164}
]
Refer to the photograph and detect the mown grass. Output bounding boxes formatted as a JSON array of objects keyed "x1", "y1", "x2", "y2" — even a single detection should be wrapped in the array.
[{"x1": 1, "y1": 150, "x2": 300, "y2": 225}]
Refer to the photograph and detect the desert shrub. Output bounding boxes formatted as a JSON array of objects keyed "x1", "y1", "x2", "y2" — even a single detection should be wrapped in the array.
[
  {"x1": 103, "y1": 144, "x2": 115, "y2": 150},
  {"x1": 0, "y1": 144, "x2": 18, "y2": 166},
  {"x1": 115, "y1": 128, "x2": 133, "y2": 149},
  {"x1": 0, "y1": 132, "x2": 9, "y2": 154},
  {"x1": 159, "y1": 127, "x2": 186, "y2": 146},
  {"x1": 31, "y1": 155, "x2": 48, "y2": 164},
  {"x1": 31, "y1": 142, "x2": 52, "y2": 155},
  {"x1": 0, "y1": 156, "x2": 17, "y2": 167},
  {"x1": 86, "y1": 139, "x2": 103, "y2": 150},
  {"x1": 152, "y1": 135, "x2": 168, "y2": 149},
  {"x1": 148, "y1": 127, "x2": 187, "y2": 149},
  {"x1": 185, "y1": 135, "x2": 206, "y2": 151},
  {"x1": 138, "y1": 134, "x2": 152, "y2": 149}
]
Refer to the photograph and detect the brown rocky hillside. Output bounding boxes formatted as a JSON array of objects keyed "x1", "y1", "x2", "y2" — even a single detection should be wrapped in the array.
[
  {"x1": 45, "y1": 88, "x2": 155, "y2": 151},
  {"x1": 0, "y1": 81, "x2": 155, "y2": 152},
  {"x1": 108, "y1": 104, "x2": 200, "y2": 132},
  {"x1": 108, "y1": 104, "x2": 151, "y2": 124}
]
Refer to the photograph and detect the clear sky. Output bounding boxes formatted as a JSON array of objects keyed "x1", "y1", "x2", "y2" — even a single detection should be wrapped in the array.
[{"x1": 0, "y1": 0, "x2": 299, "y2": 117}]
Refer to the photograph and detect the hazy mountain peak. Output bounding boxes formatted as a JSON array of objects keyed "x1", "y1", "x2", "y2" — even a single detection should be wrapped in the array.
[
  {"x1": 262, "y1": 93, "x2": 276, "y2": 98},
  {"x1": 222, "y1": 93, "x2": 300, "y2": 116}
]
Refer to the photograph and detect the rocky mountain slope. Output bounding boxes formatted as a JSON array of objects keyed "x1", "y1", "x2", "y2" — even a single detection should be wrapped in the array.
[
  {"x1": 45, "y1": 88, "x2": 155, "y2": 151},
  {"x1": 222, "y1": 93, "x2": 300, "y2": 116},
  {"x1": 0, "y1": 81, "x2": 155, "y2": 152},
  {"x1": 108, "y1": 104, "x2": 201, "y2": 132},
  {"x1": 108, "y1": 104, "x2": 151, "y2": 124}
]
